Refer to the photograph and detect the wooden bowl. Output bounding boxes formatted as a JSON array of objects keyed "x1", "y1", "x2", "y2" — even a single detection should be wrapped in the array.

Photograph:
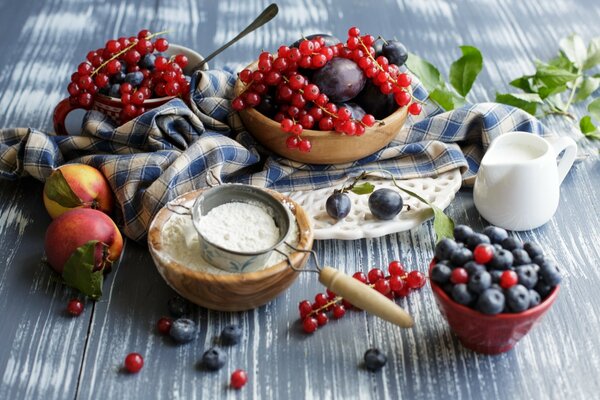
[
  {"x1": 148, "y1": 188, "x2": 314, "y2": 312},
  {"x1": 233, "y1": 62, "x2": 409, "y2": 164}
]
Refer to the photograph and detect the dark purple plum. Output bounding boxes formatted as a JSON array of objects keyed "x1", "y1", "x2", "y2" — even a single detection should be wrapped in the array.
[
  {"x1": 382, "y1": 40, "x2": 408, "y2": 67},
  {"x1": 326, "y1": 192, "x2": 351, "y2": 220},
  {"x1": 290, "y1": 33, "x2": 341, "y2": 48},
  {"x1": 312, "y1": 57, "x2": 366, "y2": 103},
  {"x1": 255, "y1": 94, "x2": 277, "y2": 118},
  {"x1": 355, "y1": 80, "x2": 398, "y2": 120},
  {"x1": 368, "y1": 189, "x2": 403, "y2": 220}
]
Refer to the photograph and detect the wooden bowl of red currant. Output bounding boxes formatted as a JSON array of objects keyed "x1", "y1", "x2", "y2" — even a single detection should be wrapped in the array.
[
  {"x1": 232, "y1": 27, "x2": 422, "y2": 165},
  {"x1": 53, "y1": 29, "x2": 207, "y2": 135}
]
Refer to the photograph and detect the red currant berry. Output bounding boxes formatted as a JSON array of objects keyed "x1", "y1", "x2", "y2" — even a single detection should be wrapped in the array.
[
  {"x1": 78, "y1": 74, "x2": 93, "y2": 90},
  {"x1": 67, "y1": 299, "x2": 83, "y2": 316},
  {"x1": 388, "y1": 260, "x2": 405, "y2": 276},
  {"x1": 131, "y1": 91, "x2": 146, "y2": 106},
  {"x1": 231, "y1": 97, "x2": 245, "y2": 111},
  {"x1": 174, "y1": 54, "x2": 188, "y2": 68},
  {"x1": 332, "y1": 304, "x2": 346, "y2": 319},
  {"x1": 325, "y1": 103, "x2": 338, "y2": 114},
  {"x1": 77, "y1": 62, "x2": 93, "y2": 76},
  {"x1": 154, "y1": 38, "x2": 169, "y2": 52},
  {"x1": 106, "y1": 59, "x2": 122, "y2": 75},
  {"x1": 94, "y1": 74, "x2": 109, "y2": 88},
  {"x1": 348, "y1": 26, "x2": 360, "y2": 37},
  {"x1": 137, "y1": 39, "x2": 154, "y2": 54},
  {"x1": 156, "y1": 317, "x2": 172, "y2": 335},
  {"x1": 314, "y1": 293, "x2": 328, "y2": 308},
  {"x1": 473, "y1": 244, "x2": 495, "y2": 265},
  {"x1": 274, "y1": 112, "x2": 285, "y2": 123},
  {"x1": 326, "y1": 289, "x2": 336, "y2": 300},
  {"x1": 303, "y1": 84, "x2": 320, "y2": 100},
  {"x1": 361, "y1": 35, "x2": 375, "y2": 46},
  {"x1": 315, "y1": 93, "x2": 328, "y2": 106},
  {"x1": 298, "y1": 139, "x2": 312, "y2": 152},
  {"x1": 91, "y1": 55, "x2": 104, "y2": 68},
  {"x1": 239, "y1": 68, "x2": 253, "y2": 83},
  {"x1": 258, "y1": 58, "x2": 272, "y2": 73},
  {"x1": 299, "y1": 40, "x2": 315, "y2": 56},
  {"x1": 374, "y1": 279, "x2": 391, "y2": 295},
  {"x1": 124, "y1": 353, "x2": 144, "y2": 373},
  {"x1": 154, "y1": 56, "x2": 169, "y2": 70},
  {"x1": 78, "y1": 92, "x2": 93, "y2": 108},
  {"x1": 287, "y1": 106, "x2": 300, "y2": 118},
  {"x1": 230, "y1": 369, "x2": 248, "y2": 389},
  {"x1": 376, "y1": 70, "x2": 389, "y2": 84},
  {"x1": 121, "y1": 93, "x2": 132, "y2": 105},
  {"x1": 346, "y1": 37, "x2": 360, "y2": 50},
  {"x1": 341, "y1": 120, "x2": 357, "y2": 135},
  {"x1": 252, "y1": 71, "x2": 264, "y2": 83},
  {"x1": 355, "y1": 124, "x2": 366, "y2": 136},
  {"x1": 337, "y1": 107, "x2": 352, "y2": 121},
  {"x1": 395, "y1": 284, "x2": 411, "y2": 297},
  {"x1": 316, "y1": 312, "x2": 328, "y2": 326},
  {"x1": 86, "y1": 51, "x2": 98, "y2": 62},
  {"x1": 105, "y1": 39, "x2": 121, "y2": 54},
  {"x1": 298, "y1": 56, "x2": 312, "y2": 69},
  {"x1": 389, "y1": 275, "x2": 405, "y2": 292},
  {"x1": 303, "y1": 316, "x2": 318, "y2": 333},
  {"x1": 318, "y1": 117, "x2": 334, "y2": 131},
  {"x1": 118, "y1": 37, "x2": 130, "y2": 48},
  {"x1": 397, "y1": 73, "x2": 411, "y2": 87},
  {"x1": 368, "y1": 268, "x2": 385, "y2": 284},
  {"x1": 394, "y1": 91, "x2": 411, "y2": 107},
  {"x1": 120, "y1": 83, "x2": 133, "y2": 95},
  {"x1": 291, "y1": 124, "x2": 304, "y2": 137},
  {"x1": 311, "y1": 54, "x2": 327, "y2": 68},
  {"x1": 299, "y1": 114, "x2": 315, "y2": 129},
  {"x1": 361, "y1": 114, "x2": 376, "y2": 127},
  {"x1": 137, "y1": 29, "x2": 151, "y2": 39},
  {"x1": 264, "y1": 71, "x2": 282, "y2": 85},
  {"x1": 352, "y1": 271, "x2": 368, "y2": 284},
  {"x1": 308, "y1": 107, "x2": 323, "y2": 121},
  {"x1": 286, "y1": 135, "x2": 300, "y2": 149},
  {"x1": 407, "y1": 271, "x2": 426, "y2": 289},
  {"x1": 450, "y1": 268, "x2": 469, "y2": 285},
  {"x1": 67, "y1": 82, "x2": 80, "y2": 96},
  {"x1": 280, "y1": 118, "x2": 293, "y2": 132},
  {"x1": 500, "y1": 270, "x2": 519, "y2": 289},
  {"x1": 273, "y1": 57, "x2": 288, "y2": 71},
  {"x1": 298, "y1": 300, "x2": 312, "y2": 318},
  {"x1": 278, "y1": 45, "x2": 291, "y2": 58},
  {"x1": 408, "y1": 103, "x2": 422, "y2": 115},
  {"x1": 123, "y1": 104, "x2": 138, "y2": 117},
  {"x1": 320, "y1": 47, "x2": 334, "y2": 60},
  {"x1": 288, "y1": 47, "x2": 302, "y2": 62},
  {"x1": 165, "y1": 81, "x2": 181, "y2": 96}
]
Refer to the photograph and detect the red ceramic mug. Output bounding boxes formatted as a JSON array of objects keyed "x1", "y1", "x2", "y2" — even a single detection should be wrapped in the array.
[
  {"x1": 429, "y1": 260, "x2": 559, "y2": 355},
  {"x1": 53, "y1": 44, "x2": 207, "y2": 135}
]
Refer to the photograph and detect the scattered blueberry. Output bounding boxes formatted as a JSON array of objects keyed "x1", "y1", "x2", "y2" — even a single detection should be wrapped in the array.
[
  {"x1": 167, "y1": 296, "x2": 190, "y2": 317},
  {"x1": 538, "y1": 258, "x2": 561, "y2": 286},
  {"x1": 529, "y1": 290, "x2": 541, "y2": 307},
  {"x1": 476, "y1": 288, "x2": 505, "y2": 315},
  {"x1": 483, "y1": 226, "x2": 508, "y2": 244},
  {"x1": 450, "y1": 247, "x2": 473, "y2": 267},
  {"x1": 435, "y1": 238, "x2": 458, "y2": 261},
  {"x1": 221, "y1": 324, "x2": 242, "y2": 346},
  {"x1": 515, "y1": 264, "x2": 538, "y2": 289},
  {"x1": 326, "y1": 192, "x2": 351, "y2": 220},
  {"x1": 468, "y1": 270, "x2": 492, "y2": 294},
  {"x1": 368, "y1": 188, "x2": 403, "y2": 220},
  {"x1": 489, "y1": 249, "x2": 514, "y2": 270},
  {"x1": 125, "y1": 71, "x2": 144, "y2": 86},
  {"x1": 169, "y1": 318, "x2": 197, "y2": 343},
  {"x1": 108, "y1": 83, "x2": 121, "y2": 98},
  {"x1": 364, "y1": 348, "x2": 387, "y2": 371},
  {"x1": 431, "y1": 263, "x2": 453, "y2": 284},
  {"x1": 501, "y1": 236, "x2": 523, "y2": 251},
  {"x1": 139, "y1": 53, "x2": 156, "y2": 70},
  {"x1": 453, "y1": 225, "x2": 473, "y2": 243},
  {"x1": 201, "y1": 347, "x2": 227, "y2": 371},
  {"x1": 512, "y1": 249, "x2": 532, "y2": 266},
  {"x1": 506, "y1": 284, "x2": 530, "y2": 313},
  {"x1": 524, "y1": 242, "x2": 544, "y2": 259},
  {"x1": 451, "y1": 284, "x2": 474, "y2": 305},
  {"x1": 466, "y1": 233, "x2": 491, "y2": 250},
  {"x1": 464, "y1": 261, "x2": 486, "y2": 275}
]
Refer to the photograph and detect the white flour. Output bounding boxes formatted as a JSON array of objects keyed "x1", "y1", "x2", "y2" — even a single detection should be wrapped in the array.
[
  {"x1": 161, "y1": 204, "x2": 299, "y2": 275},
  {"x1": 196, "y1": 202, "x2": 280, "y2": 252}
]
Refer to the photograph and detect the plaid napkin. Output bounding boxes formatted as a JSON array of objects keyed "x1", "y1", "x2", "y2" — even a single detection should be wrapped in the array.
[{"x1": 0, "y1": 69, "x2": 544, "y2": 241}]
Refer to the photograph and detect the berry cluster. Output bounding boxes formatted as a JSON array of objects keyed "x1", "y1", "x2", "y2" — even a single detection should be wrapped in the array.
[
  {"x1": 298, "y1": 261, "x2": 426, "y2": 333},
  {"x1": 67, "y1": 29, "x2": 191, "y2": 122},
  {"x1": 431, "y1": 225, "x2": 562, "y2": 315},
  {"x1": 233, "y1": 27, "x2": 421, "y2": 152}
]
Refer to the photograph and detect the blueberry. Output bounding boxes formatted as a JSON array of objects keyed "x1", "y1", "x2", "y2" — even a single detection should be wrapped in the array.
[
  {"x1": 529, "y1": 290, "x2": 541, "y2": 308},
  {"x1": 532, "y1": 254, "x2": 545, "y2": 266},
  {"x1": 201, "y1": 347, "x2": 226, "y2": 371},
  {"x1": 111, "y1": 71, "x2": 126, "y2": 84},
  {"x1": 476, "y1": 288, "x2": 505, "y2": 315},
  {"x1": 167, "y1": 296, "x2": 190, "y2": 318},
  {"x1": 464, "y1": 261, "x2": 486, "y2": 275},
  {"x1": 108, "y1": 83, "x2": 121, "y2": 98},
  {"x1": 431, "y1": 263, "x2": 452, "y2": 284},
  {"x1": 490, "y1": 270, "x2": 503, "y2": 283},
  {"x1": 453, "y1": 225, "x2": 473, "y2": 244},
  {"x1": 139, "y1": 53, "x2": 156, "y2": 70},
  {"x1": 490, "y1": 283, "x2": 503, "y2": 291},
  {"x1": 326, "y1": 192, "x2": 351, "y2": 220},
  {"x1": 364, "y1": 348, "x2": 387, "y2": 371},
  {"x1": 535, "y1": 279, "x2": 553, "y2": 298},
  {"x1": 483, "y1": 226, "x2": 508, "y2": 244},
  {"x1": 442, "y1": 282, "x2": 454, "y2": 296},
  {"x1": 489, "y1": 249, "x2": 514, "y2": 270},
  {"x1": 538, "y1": 257, "x2": 561, "y2": 286},
  {"x1": 466, "y1": 233, "x2": 491, "y2": 250},
  {"x1": 169, "y1": 318, "x2": 197, "y2": 343},
  {"x1": 515, "y1": 264, "x2": 538, "y2": 289},
  {"x1": 524, "y1": 242, "x2": 544, "y2": 259},
  {"x1": 468, "y1": 270, "x2": 492, "y2": 294},
  {"x1": 368, "y1": 188, "x2": 403, "y2": 220},
  {"x1": 450, "y1": 247, "x2": 473, "y2": 267},
  {"x1": 493, "y1": 244, "x2": 503, "y2": 252},
  {"x1": 435, "y1": 238, "x2": 458, "y2": 261},
  {"x1": 221, "y1": 324, "x2": 242, "y2": 346},
  {"x1": 512, "y1": 249, "x2": 532, "y2": 266},
  {"x1": 501, "y1": 237, "x2": 523, "y2": 251},
  {"x1": 506, "y1": 284, "x2": 530, "y2": 313},
  {"x1": 125, "y1": 71, "x2": 144, "y2": 86},
  {"x1": 451, "y1": 284, "x2": 474, "y2": 305}
]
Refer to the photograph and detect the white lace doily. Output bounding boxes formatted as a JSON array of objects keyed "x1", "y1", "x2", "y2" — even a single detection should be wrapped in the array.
[{"x1": 286, "y1": 169, "x2": 462, "y2": 240}]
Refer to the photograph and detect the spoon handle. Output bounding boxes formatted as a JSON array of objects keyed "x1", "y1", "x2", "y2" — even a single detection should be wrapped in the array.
[
  {"x1": 192, "y1": 3, "x2": 279, "y2": 71},
  {"x1": 318, "y1": 266, "x2": 414, "y2": 328}
]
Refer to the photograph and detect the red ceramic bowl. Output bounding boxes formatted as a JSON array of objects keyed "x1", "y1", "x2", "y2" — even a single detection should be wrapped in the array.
[{"x1": 429, "y1": 261, "x2": 559, "y2": 355}]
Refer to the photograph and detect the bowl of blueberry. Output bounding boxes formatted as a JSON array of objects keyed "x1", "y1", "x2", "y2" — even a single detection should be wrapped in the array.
[{"x1": 429, "y1": 225, "x2": 561, "y2": 355}]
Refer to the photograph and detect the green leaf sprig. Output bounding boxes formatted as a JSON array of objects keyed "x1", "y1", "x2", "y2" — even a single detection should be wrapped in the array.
[{"x1": 406, "y1": 46, "x2": 483, "y2": 111}]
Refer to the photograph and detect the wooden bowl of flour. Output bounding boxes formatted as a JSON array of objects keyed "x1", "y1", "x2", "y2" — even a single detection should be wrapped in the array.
[{"x1": 148, "y1": 188, "x2": 314, "y2": 312}]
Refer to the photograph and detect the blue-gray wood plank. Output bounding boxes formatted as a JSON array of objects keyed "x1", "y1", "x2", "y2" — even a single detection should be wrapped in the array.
[{"x1": 0, "y1": 0, "x2": 599, "y2": 398}]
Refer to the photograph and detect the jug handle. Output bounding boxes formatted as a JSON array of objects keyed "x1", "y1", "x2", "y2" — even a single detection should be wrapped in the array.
[{"x1": 547, "y1": 136, "x2": 577, "y2": 185}]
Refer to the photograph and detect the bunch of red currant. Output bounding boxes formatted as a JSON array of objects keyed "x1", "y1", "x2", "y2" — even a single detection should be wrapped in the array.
[
  {"x1": 67, "y1": 29, "x2": 191, "y2": 122},
  {"x1": 298, "y1": 261, "x2": 426, "y2": 333},
  {"x1": 232, "y1": 27, "x2": 422, "y2": 153}
]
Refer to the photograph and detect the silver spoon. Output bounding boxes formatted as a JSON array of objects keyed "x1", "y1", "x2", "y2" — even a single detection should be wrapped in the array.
[{"x1": 192, "y1": 3, "x2": 279, "y2": 71}]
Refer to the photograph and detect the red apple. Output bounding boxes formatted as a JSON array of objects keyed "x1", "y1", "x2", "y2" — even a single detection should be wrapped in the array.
[
  {"x1": 44, "y1": 208, "x2": 123, "y2": 274},
  {"x1": 43, "y1": 163, "x2": 114, "y2": 219}
]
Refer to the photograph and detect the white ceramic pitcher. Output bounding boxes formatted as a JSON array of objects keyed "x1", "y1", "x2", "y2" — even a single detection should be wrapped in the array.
[{"x1": 473, "y1": 131, "x2": 577, "y2": 231}]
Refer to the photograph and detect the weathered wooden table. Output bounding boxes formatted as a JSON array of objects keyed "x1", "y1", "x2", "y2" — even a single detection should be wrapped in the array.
[{"x1": 1, "y1": 0, "x2": 599, "y2": 399}]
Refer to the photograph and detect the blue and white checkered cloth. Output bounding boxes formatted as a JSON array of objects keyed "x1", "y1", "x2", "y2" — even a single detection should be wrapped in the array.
[{"x1": 0, "y1": 69, "x2": 544, "y2": 241}]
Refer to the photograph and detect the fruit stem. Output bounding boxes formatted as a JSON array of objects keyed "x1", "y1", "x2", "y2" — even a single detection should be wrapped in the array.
[{"x1": 378, "y1": 36, "x2": 388, "y2": 45}]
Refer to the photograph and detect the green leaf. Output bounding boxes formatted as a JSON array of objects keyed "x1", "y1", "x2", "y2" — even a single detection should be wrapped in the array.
[
  {"x1": 588, "y1": 97, "x2": 600, "y2": 121},
  {"x1": 509, "y1": 76, "x2": 535, "y2": 93},
  {"x1": 495, "y1": 93, "x2": 543, "y2": 115},
  {"x1": 350, "y1": 182, "x2": 375, "y2": 195},
  {"x1": 538, "y1": 84, "x2": 567, "y2": 100},
  {"x1": 574, "y1": 76, "x2": 600, "y2": 102},
  {"x1": 534, "y1": 62, "x2": 579, "y2": 87},
  {"x1": 549, "y1": 53, "x2": 576, "y2": 71},
  {"x1": 580, "y1": 115, "x2": 597, "y2": 134},
  {"x1": 429, "y1": 88, "x2": 457, "y2": 111},
  {"x1": 406, "y1": 53, "x2": 445, "y2": 92},
  {"x1": 44, "y1": 169, "x2": 82, "y2": 208},
  {"x1": 583, "y1": 37, "x2": 600, "y2": 70},
  {"x1": 449, "y1": 45, "x2": 483, "y2": 97},
  {"x1": 559, "y1": 34, "x2": 587, "y2": 68},
  {"x1": 61, "y1": 240, "x2": 104, "y2": 299}
]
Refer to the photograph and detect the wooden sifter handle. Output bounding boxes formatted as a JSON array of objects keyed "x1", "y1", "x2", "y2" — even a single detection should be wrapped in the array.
[{"x1": 318, "y1": 266, "x2": 414, "y2": 328}]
